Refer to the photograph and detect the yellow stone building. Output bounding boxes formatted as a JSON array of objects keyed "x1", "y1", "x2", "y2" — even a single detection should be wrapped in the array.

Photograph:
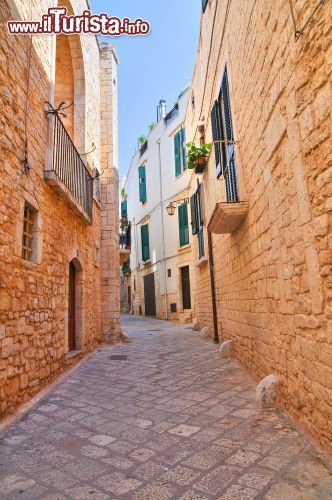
[
  {"x1": 186, "y1": 0, "x2": 331, "y2": 449},
  {"x1": 0, "y1": 0, "x2": 120, "y2": 416}
]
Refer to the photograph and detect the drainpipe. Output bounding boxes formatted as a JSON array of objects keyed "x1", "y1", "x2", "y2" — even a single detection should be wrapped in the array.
[
  {"x1": 207, "y1": 229, "x2": 219, "y2": 343},
  {"x1": 157, "y1": 139, "x2": 168, "y2": 320}
]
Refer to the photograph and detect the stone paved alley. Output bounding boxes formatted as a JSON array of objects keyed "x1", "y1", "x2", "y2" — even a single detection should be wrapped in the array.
[{"x1": 0, "y1": 315, "x2": 331, "y2": 499}]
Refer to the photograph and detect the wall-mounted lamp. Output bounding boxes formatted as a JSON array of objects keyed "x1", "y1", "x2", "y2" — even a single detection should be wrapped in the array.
[{"x1": 166, "y1": 202, "x2": 176, "y2": 216}]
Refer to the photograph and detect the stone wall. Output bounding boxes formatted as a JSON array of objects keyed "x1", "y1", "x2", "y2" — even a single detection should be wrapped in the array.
[
  {"x1": 0, "y1": 0, "x2": 119, "y2": 416},
  {"x1": 186, "y1": 0, "x2": 331, "y2": 450}
]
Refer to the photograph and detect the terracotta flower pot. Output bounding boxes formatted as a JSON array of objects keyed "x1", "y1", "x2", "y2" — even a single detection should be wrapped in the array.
[{"x1": 194, "y1": 156, "x2": 208, "y2": 173}]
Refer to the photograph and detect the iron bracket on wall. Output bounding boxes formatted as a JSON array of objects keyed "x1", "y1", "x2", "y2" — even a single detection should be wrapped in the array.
[{"x1": 288, "y1": 0, "x2": 326, "y2": 40}]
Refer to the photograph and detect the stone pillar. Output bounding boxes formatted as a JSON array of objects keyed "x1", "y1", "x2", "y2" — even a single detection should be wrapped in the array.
[{"x1": 99, "y1": 42, "x2": 121, "y2": 343}]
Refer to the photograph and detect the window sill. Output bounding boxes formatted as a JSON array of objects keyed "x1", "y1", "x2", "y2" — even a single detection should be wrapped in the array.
[
  {"x1": 142, "y1": 259, "x2": 151, "y2": 265},
  {"x1": 21, "y1": 258, "x2": 38, "y2": 268},
  {"x1": 175, "y1": 168, "x2": 188, "y2": 181},
  {"x1": 178, "y1": 243, "x2": 191, "y2": 251},
  {"x1": 66, "y1": 349, "x2": 83, "y2": 360},
  {"x1": 196, "y1": 255, "x2": 208, "y2": 267}
]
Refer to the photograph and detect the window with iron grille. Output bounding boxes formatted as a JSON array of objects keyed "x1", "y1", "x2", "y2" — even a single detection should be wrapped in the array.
[
  {"x1": 211, "y1": 66, "x2": 238, "y2": 202},
  {"x1": 22, "y1": 202, "x2": 37, "y2": 262},
  {"x1": 190, "y1": 182, "x2": 205, "y2": 258}
]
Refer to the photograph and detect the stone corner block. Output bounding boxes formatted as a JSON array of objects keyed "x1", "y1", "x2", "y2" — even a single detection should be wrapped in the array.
[
  {"x1": 192, "y1": 319, "x2": 201, "y2": 331},
  {"x1": 219, "y1": 340, "x2": 233, "y2": 358},
  {"x1": 200, "y1": 327, "x2": 210, "y2": 339},
  {"x1": 256, "y1": 374, "x2": 279, "y2": 408}
]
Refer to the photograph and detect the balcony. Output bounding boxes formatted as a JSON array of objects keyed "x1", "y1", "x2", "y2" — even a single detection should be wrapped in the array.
[
  {"x1": 208, "y1": 201, "x2": 249, "y2": 234},
  {"x1": 45, "y1": 113, "x2": 93, "y2": 224}
]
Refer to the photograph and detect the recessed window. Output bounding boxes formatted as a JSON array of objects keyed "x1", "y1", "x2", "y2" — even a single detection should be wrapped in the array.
[
  {"x1": 22, "y1": 202, "x2": 37, "y2": 262},
  {"x1": 167, "y1": 269, "x2": 172, "y2": 278}
]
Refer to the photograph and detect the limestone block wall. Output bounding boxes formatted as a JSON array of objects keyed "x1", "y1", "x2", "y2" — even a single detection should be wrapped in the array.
[
  {"x1": 0, "y1": 0, "x2": 119, "y2": 416},
  {"x1": 186, "y1": 0, "x2": 331, "y2": 449}
]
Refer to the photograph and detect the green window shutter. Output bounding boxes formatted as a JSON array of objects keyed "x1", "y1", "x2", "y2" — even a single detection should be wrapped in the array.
[
  {"x1": 121, "y1": 200, "x2": 127, "y2": 217},
  {"x1": 138, "y1": 165, "x2": 147, "y2": 203},
  {"x1": 178, "y1": 204, "x2": 189, "y2": 247},
  {"x1": 174, "y1": 131, "x2": 181, "y2": 177},
  {"x1": 190, "y1": 194, "x2": 198, "y2": 235},
  {"x1": 141, "y1": 224, "x2": 150, "y2": 261},
  {"x1": 181, "y1": 127, "x2": 187, "y2": 171}
]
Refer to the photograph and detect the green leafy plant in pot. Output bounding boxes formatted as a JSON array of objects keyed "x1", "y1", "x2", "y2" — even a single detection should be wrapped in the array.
[{"x1": 187, "y1": 142, "x2": 212, "y2": 173}]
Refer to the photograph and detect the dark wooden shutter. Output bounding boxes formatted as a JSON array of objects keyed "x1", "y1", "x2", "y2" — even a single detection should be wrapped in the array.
[
  {"x1": 190, "y1": 194, "x2": 198, "y2": 235},
  {"x1": 174, "y1": 131, "x2": 181, "y2": 177},
  {"x1": 138, "y1": 165, "x2": 147, "y2": 203},
  {"x1": 141, "y1": 224, "x2": 150, "y2": 261},
  {"x1": 178, "y1": 203, "x2": 189, "y2": 247}
]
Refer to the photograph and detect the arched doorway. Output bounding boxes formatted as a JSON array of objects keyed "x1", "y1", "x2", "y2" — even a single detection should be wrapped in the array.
[{"x1": 68, "y1": 258, "x2": 83, "y2": 352}]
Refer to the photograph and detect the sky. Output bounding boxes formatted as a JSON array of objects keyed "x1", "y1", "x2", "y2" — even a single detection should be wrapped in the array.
[{"x1": 91, "y1": 0, "x2": 201, "y2": 180}]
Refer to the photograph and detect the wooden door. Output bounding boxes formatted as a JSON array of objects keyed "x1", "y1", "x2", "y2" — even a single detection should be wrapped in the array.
[
  {"x1": 181, "y1": 266, "x2": 191, "y2": 310},
  {"x1": 143, "y1": 273, "x2": 156, "y2": 316},
  {"x1": 68, "y1": 262, "x2": 76, "y2": 351}
]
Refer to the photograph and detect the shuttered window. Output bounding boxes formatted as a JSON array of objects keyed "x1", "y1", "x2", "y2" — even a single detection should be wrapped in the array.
[
  {"x1": 190, "y1": 183, "x2": 205, "y2": 258},
  {"x1": 178, "y1": 203, "x2": 189, "y2": 247},
  {"x1": 121, "y1": 200, "x2": 127, "y2": 218},
  {"x1": 138, "y1": 165, "x2": 147, "y2": 203},
  {"x1": 211, "y1": 67, "x2": 238, "y2": 202},
  {"x1": 141, "y1": 224, "x2": 150, "y2": 261},
  {"x1": 174, "y1": 126, "x2": 187, "y2": 177}
]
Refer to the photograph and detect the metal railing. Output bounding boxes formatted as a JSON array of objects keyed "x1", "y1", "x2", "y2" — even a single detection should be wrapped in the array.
[{"x1": 51, "y1": 113, "x2": 93, "y2": 218}]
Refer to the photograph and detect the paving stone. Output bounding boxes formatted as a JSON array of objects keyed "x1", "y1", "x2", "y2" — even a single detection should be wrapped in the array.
[{"x1": 0, "y1": 315, "x2": 330, "y2": 499}]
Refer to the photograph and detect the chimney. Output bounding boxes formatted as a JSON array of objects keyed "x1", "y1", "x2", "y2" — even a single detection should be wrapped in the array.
[{"x1": 157, "y1": 99, "x2": 167, "y2": 121}]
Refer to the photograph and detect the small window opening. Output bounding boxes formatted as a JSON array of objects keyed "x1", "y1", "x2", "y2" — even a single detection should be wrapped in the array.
[
  {"x1": 167, "y1": 269, "x2": 172, "y2": 278},
  {"x1": 22, "y1": 202, "x2": 37, "y2": 262}
]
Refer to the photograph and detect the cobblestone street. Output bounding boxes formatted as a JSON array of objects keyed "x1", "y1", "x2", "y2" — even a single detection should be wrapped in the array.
[{"x1": 0, "y1": 315, "x2": 331, "y2": 499}]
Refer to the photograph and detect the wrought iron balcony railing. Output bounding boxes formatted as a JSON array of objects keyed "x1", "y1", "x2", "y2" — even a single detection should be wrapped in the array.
[{"x1": 46, "y1": 113, "x2": 93, "y2": 220}]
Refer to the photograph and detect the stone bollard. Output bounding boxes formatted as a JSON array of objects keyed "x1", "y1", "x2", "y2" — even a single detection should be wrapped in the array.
[
  {"x1": 192, "y1": 320, "x2": 200, "y2": 331},
  {"x1": 200, "y1": 327, "x2": 210, "y2": 339},
  {"x1": 219, "y1": 340, "x2": 233, "y2": 358},
  {"x1": 256, "y1": 374, "x2": 279, "y2": 408}
]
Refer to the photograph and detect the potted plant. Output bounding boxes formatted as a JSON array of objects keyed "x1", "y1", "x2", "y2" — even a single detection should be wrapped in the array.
[
  {"x1": 138, "y1": 134, "x2": 147, "y2": 146},
  {"x1": 187, "y1": 142, "x2": 212, "y2": 173}
]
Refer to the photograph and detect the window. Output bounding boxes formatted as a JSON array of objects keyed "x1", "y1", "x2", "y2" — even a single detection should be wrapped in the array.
[
  {"x1": 167, "y1": 269, "x2": 172, "y2": 278},
  {"x1": 178, "y1": 203, "x2": 189, "y2": 247},
  {"x1": 190, "y1": 183, "x2": 204, "y2": 258},
  {"x1": 202, "y1": 0, "x2": 209, "y2": 12},
  {"x1": 141, "y1": 223, "x2": 150, "y2": 261},
  {"x1": 138, "y1": 165, "x2": 147, "y2": 203},
  {"x1": 134, "y1": 279, "x2": 136, "y2": 292},
  {"x1": 121, "y1": 200, "x2": 127, "y2": 218},
  {"x1": 211, "y1": 66, "x2": 238, "y2": 202},
  {"x1": 174, "y1": 126, "x2": 187, "y2": 177},
  {"x1": 22, "y1": 202, "x2": 37, "y2": 262}
]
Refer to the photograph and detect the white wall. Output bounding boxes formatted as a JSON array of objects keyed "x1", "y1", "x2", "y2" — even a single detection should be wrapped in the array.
[{"x1": 125, "y1": 89, "x2": 191, "y2": 298}]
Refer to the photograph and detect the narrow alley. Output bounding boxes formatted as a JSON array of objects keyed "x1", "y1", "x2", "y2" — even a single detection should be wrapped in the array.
[{"x1": 1, "y1": 315, "x2": 331, "y2": 500}]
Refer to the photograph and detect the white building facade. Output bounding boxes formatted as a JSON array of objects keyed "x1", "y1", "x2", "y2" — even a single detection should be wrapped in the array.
[{"x1": 124, "y1": 89, "x2": 194, "y2": 322}]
